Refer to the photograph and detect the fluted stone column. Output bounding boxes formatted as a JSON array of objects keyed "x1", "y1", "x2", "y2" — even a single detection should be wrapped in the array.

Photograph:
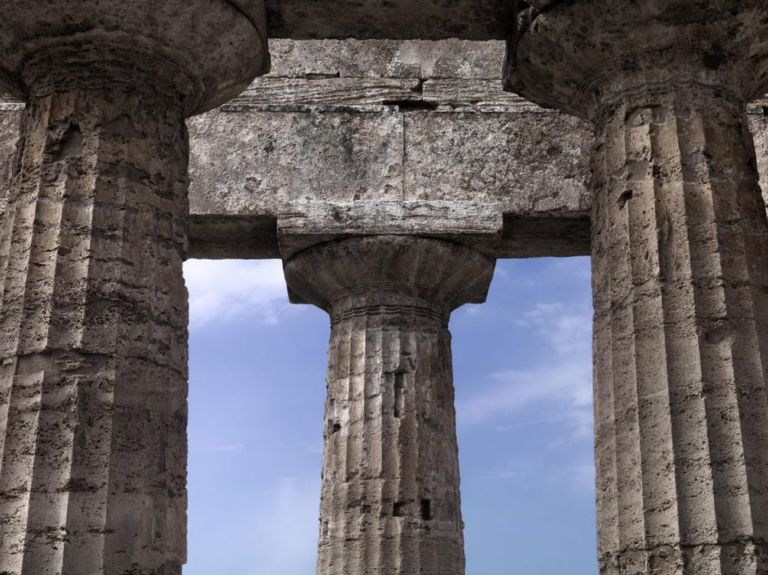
[
  {"x1": 0, "y1": 3, "x2": 268, "y2": 574},
  {"x1": 284, "y1": 236, "x2": 495, "y2": 575},
  {"x1": 506, "y1": 2, "x2": 768, "y2": 573}
]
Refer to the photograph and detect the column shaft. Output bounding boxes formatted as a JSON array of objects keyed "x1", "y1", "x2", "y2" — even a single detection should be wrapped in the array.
[
  {"x1": 592, "y1": 89, "x2": 768, "y2": 574},
  {"x1": 0, "y1": 2, "x2": 268, "y2": 573},
  {"x1": 320, "y1": 302, "x2": 462, "y2": 574},
  {"x1": 0, "y1": 84, "x2": 188, "y2": 575},
  {"x1": 283, "y1": 236, "x2": 495, "y2": 575}
]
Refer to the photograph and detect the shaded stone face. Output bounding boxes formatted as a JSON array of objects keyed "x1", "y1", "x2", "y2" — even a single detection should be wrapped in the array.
[
  {"x1": 505, "y1": 1, "x2": 768, "y2": 573},
  {"x1": 265, "y1": 0, "x2": 514, "y2": 40},
  {"x1": 592, "y1": 89, "x2": 768, "y2": 575},
  {"x1": 0, "y1": 74, "x2": 191, "y2": 575}
]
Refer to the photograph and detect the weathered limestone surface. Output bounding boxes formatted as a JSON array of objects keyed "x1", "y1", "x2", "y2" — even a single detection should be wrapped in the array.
[
  {"x1": 0, "y1": 2, "x2": 268, "y2": 574},
  {"x1": 1, "y1": 40, "x2": 595, "y2": 259},
  {"x1": 186, "y1": 39, "x2": 593, "y2": 259},
  {"x1": 284, "y1": 236, "x2": 495, "y2": 575},
  {"x1": 7, "y1": 40, "x2": 768, "y2": 261},
  {"x1": 264, "y1": 1, "x2": 514, "y2": 40},
  {"x1": 593, "y1": 87, "x2": 768, "y2": 575},
  {"x1": 178, "y1": 38, "x2": 768, "y2": 259},
  {"x1": 508, "y1": 1, "x2": 768, "y2": 573},
  {"x1": 0, "y1": 72, "x2": 191, "y2": 575}
]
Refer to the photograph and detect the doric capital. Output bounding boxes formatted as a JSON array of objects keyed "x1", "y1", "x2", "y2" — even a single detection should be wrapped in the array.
[
  {"x1": 0, "y1": 0, "x2": 270, "y2": 115},
  {"x1": 504, "y1": 0, "x2": 768, "y2": 120},
  {"x1": 283, "y1": 236, "x2": 496, "y2": 325}
]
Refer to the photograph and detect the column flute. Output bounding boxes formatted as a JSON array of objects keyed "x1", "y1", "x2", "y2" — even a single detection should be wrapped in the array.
[
  {"x1": 0, "y1": 2, "x2": 268, "y2": 573},
  {"x1": 284, "y1": 236, "x2": 495, "y2": 575},
  {"x1": 507, "y1": 1, "x2": 768, "y2": 573}
]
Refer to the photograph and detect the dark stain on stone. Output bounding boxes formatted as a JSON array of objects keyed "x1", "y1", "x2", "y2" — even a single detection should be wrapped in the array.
[
  {"x1": 421, "y1": 499, "x2": 433, "y2": 521},
  {"x1": 55, "y1": 125, "x2": 83, "y2": 161},
  {"x1": 705, "y1": 325, "x2": 732, "y2": 345},
  {"x1": 703, "y1": 44, "x2": 727, "y2": 71},
  {"x1": 618, "y1": 190, "x2": 633, "y2": 209},
  {"x1": 102, "y1": 115, "x2": 142, "y2": 139}
]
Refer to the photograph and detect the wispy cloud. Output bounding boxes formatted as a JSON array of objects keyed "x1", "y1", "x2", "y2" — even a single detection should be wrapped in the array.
[
  {"x1": 184, "y1": 259, "x2": 292, "y2": 326},
  {"x1": 202, "y1": 443, "x2": 245, "y2": 453},
  {"x1": 459, "y1": 302, "x2": 593, "y2": 437}
]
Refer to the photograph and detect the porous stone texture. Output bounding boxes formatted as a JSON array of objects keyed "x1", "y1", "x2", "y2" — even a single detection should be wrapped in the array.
[
  {"x1": 0, "y1": 2, "x2": 269, "y2": 574},
  {"x1": 265, "y1": 0, "x2": 513, "y2": 40},
  {"x1": 0, "y1": 0, "x2": 269, "y2": 113},
  {"x1": 508, "y1": 1, "x2": 768, "y2": 573},
  {"x1": 3, "y1": 38, "x2": 766, "y2": 261},
  {"x1": 284, "y1": 236, "x2": 495, "y2": 575},
  {"x1": 0, "y1": 68, "x2": 190, "y2": 575},
  {"x1": 592, "y1": 88, "x2": 768, "y2": 575},
  {"x1": 185, "y1": 39, "x2": 593, "y2": 258}
]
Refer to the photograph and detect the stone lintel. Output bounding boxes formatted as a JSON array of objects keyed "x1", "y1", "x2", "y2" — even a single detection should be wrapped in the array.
[
  {"x1": 277, "y1": 200, "x2": 503, "y2": 259},
  {"x1": 188, "y1": 214, "x2": 279, "y2": 259},
  {"x1": 187, "y1": 212, "x2": 592, "y2": 261},
  {"x1": 5, "y1": 40, "x2": 768, "y2": 262},
  {"x1": 265, "y1": 0, "x2": 513, "y2": 40}
]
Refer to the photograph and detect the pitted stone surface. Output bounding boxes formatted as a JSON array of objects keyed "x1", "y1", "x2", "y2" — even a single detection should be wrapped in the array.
[
  {"x1": 0, "y1": 80, "x2": 190, "y2": 575},
  {"x1": 0, "y1": 0, "x2": 269, "y2": 114},
  {"x1": 505, "y1": 0, "x2": 768, "y2": 120},
  {"x1": 592, "y1": 89, "x2": 768, "y2": 575},
  {"x1": 507, "y1": 2, "x2": 768, "y2": 573},
  {"x1": 284, "y1": 236, "x2": 494, "y2": 575},
  {"x1": 0, "y1": 2, "x2": 269, "y2": 574},
  {"x1": 184, "y1": 39, "x2": 593, "y2": 258},
  {"x1": 265, "y1": 0, "x2": 514, "y2": 40}
]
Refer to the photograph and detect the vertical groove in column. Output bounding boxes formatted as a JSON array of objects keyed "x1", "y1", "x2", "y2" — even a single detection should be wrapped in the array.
[
  {"x1": 317, "y1": 310, "x2": 461, "y2": 575},
  {"x1": 652, "y1": 99, "x2": 721, "y2": 573},
  {"x1": 593, "y1": 89, "x2": 768, "y2": 574},
  {"x1": 284, "y1": 236, "x2": 493, "y2": 575},
  {"x1": 0, "y1": 85, "x2": 188, "y2": 575},
  {"x1": 592, "y1": 134, "x2": 621, "y2": 575},
  {"x1": 605, "y1": 107, "x2": 650, "y2": 571}
]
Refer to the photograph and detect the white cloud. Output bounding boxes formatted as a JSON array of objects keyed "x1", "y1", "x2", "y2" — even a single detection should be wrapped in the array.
[
  {"x1": 184, "y1": 259, "x2": 292, "y2": 326},
  {"x1": 459, "y1": 302, "x2": 593, "y2": 437}
]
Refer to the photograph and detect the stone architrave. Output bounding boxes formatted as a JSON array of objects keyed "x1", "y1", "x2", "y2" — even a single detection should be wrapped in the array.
[
  {"x1": 507, "y1": 1, "x2": 768, "y2": 573},
  {"x1": 0, "y1": 2, "x2": 268, "y2": 574},
  {"x1": 284, "y1": 236, "x2": 495, "y2": 575}
]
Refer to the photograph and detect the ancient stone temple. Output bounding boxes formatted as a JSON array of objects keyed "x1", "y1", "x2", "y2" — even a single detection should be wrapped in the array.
[{"x1": 0, "y1": 1, "x2": 767, "y2": 574}]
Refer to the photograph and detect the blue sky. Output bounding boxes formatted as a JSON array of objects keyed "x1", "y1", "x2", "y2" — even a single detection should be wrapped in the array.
[{"x1": 182, "y1": 256, "x2": 597, "y2": 575}]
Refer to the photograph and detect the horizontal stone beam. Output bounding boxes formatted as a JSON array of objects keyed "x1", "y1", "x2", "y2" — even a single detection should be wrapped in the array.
[
  {"x1": 277, "y1": 200, "x2": 504, "y2": 259},
  {"x1": 3, "y1": 40, "x2": 768, "y2": 261},
  {"x1": 264, "y1": 0, "x2": 514, "y2": 40},
  {"x1": 177, "y1": 40, "x2": 594, "y2": 258}
]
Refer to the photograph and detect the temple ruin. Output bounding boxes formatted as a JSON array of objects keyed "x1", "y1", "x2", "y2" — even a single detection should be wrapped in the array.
[{"x1": 1, "y1": 1, "x2": 768, "y2": 573}]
